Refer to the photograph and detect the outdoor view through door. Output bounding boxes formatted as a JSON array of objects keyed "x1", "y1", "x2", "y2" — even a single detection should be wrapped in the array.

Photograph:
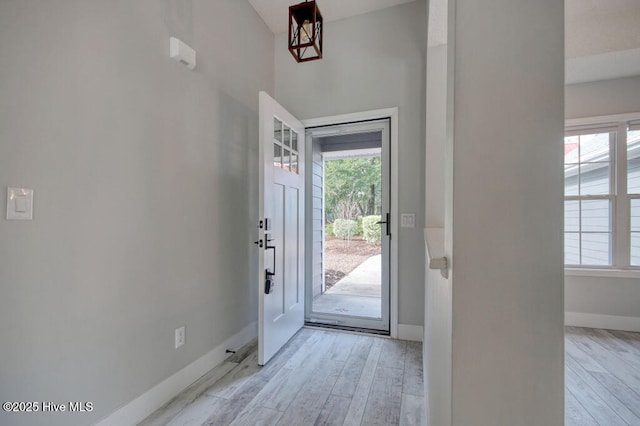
[
  {"x1": 317, "y1": 155, "x2": 382, "y2": 317},
  {"x1": 305, "y1": 119, "x2": 390, "y2": 333}
]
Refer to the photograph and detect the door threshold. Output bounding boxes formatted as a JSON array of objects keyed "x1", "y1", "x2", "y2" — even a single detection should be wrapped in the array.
[{"x1": 304, "y1": 322, "x2": 390, "y2": 337}]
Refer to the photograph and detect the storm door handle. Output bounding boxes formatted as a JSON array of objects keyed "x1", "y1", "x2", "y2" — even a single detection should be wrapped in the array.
[{"x1": 377, "y1": 213, "x2": 390, "y2": 236}]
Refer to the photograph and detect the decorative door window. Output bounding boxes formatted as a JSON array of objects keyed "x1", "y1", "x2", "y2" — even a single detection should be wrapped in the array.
[{"x1": 274, "y1": 117, "x2": 299, "y2": 174}]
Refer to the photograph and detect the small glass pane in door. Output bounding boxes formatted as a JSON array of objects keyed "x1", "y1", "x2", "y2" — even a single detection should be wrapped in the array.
[
  {"x1": 274, "y1": 143, "x2": 282, "y2": 168},
  {"x1": 283, "y1": 125, "x2": 291, "y2": 148},
  {"x1": 274, "y1": 118, "x2": 282, "y2": 142},
  {"x1": 283, "y1": 148, "x2": 291, "y2": 172}
]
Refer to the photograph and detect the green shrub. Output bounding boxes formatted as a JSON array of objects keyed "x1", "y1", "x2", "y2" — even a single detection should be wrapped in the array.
[
  {"x1": 356, "y1": 218, "x2": 363, "y2": 236},
  {"x1": 325, "y1": 223, "x2": 334, "y2": 237},
  {"x1": 362, "y1": 215, "x2": 382, "y2": 244},
  {"x1": 333, "y1": 219, "x2": 358, "y2": 240}
]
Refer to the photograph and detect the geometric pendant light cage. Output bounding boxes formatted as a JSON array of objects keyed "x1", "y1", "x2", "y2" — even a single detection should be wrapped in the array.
[{"x1": 288, "y1": 0, "x2": 323, "y2": 62}]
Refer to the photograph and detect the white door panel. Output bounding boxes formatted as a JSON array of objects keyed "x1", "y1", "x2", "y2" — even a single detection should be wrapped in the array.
[{"x1": 258, "y1": 91, "x2": 305, "y2": 365}]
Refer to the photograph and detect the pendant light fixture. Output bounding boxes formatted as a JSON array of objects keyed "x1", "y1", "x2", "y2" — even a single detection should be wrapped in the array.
[{"x1": 288, "y1": 0, "x2": 323, "y2": 63}]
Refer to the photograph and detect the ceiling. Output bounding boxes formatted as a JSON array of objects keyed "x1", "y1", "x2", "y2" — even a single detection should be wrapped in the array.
[
  {"x1": 566, "y1": 0, "x2": 640, "y2": 83},
  {"x1": 248, "y1": 0, "x2": 640, "y2": 84},
  {"x1": 566, "y1": 0, "x2": 640, "y2": 58},
  {"x1": 248, "y1": 0, "x2": 416, "y2": 35}
]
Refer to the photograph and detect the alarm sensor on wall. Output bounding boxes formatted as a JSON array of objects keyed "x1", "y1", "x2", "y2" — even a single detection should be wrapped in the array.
[{"x1": 169, "y1": 37, "x2": 196, "y2": 70}]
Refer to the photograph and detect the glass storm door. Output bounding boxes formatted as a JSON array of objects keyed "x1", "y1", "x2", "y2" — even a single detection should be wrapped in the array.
[{"x1": 305, "y1": 119, "x2": 390, "y2": 333}]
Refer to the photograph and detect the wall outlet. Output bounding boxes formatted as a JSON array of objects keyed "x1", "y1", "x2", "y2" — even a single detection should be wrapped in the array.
[
  {"x1": 400, "y1": 213, "x2": 416, "y2": 228},
  {"x1": 175, "y1": 326, "x2": 186, "y2": 349}
]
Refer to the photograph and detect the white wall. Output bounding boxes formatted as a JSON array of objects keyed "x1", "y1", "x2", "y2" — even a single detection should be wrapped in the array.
[
  {"x1": 424, "y1": 40, "x2": 452, "y2": 424},
  {"x1": 0, "y1": 1, "x2": 273, "y2": 425},
  {"x1": 447, "y1": 0, "x2": 565, "y2": 424},
  {"x1": 424, "y1": 17, "x2": 640, "y2": 360},
  {"x1": 274, "y1": 1, "x2": 427, "y2": 327},
  {"x1": 565, "y1": 75, "x2": 640, "y2": 330}
]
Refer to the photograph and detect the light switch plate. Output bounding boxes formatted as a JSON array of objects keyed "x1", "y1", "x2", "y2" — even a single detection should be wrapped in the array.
[
  {"x1": 6, "y1": 187, "x2": 34, "y2": 220},
  {"x1": 400, "y1": 213, "x2": 415, "y2": 228}
]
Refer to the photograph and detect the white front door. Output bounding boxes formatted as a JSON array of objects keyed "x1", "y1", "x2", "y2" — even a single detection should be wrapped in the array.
[{"x1": 257, "y1": 91, "x2": 305, "y2": 366}]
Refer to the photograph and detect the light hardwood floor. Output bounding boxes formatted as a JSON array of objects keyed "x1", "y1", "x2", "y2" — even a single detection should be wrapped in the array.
[
  {"x1": 140, "y1": 328, "x2": 425, "y2": 426},
  {"x1": 141, "y1": 326, "x2": 640, "y2": 426},
  {"x1": 565, "y1": 326, "x2": 640, "y2": 426}
]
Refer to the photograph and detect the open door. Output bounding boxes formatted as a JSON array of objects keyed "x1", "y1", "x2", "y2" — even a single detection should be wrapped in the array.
[{"x1": 257, "y1": 91, "x2": 305, "y2": 365}]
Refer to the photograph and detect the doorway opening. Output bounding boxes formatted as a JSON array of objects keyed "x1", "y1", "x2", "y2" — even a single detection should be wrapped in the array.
[{"x1": 305, "y1": 119, "x2": 391, "y2": 333}]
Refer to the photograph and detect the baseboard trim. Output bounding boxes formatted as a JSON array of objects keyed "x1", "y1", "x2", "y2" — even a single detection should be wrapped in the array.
[
  {"x1": 565, "y1": 312, "x2": 640, "y2": 332},
  {"x1": 95, "y1": 321, "x2": 258, "y2": 426},
  {"x1": 398, "y1": 324, "x2": 423, "y2": 342}
]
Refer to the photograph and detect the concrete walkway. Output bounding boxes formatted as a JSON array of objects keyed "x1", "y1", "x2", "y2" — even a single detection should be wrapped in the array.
[
  {"x1": 313, "y1": 254, "x2": 382, "y2": 318},
  {"x1": 327, "y1": 254, "x2": 382, "y2": 297}
]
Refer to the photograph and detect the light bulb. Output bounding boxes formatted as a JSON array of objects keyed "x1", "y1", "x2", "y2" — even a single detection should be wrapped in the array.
[{"x1": 301, "y1": 19, "x2": 312, "y2": 43}]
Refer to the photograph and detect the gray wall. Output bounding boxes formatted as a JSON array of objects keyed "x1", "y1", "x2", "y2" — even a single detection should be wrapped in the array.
[
  {"x1": 565, "y1": 76, "x2": 640, "y2": 321},
  {"x1": 448, "y1": 0, "x2": 565, "y2": 424},
  {"x1": 566, "y1": 75, "x2": 640, "y2": 119},
  {"x1": 0, "y1": 1, "x2": 273, "y2": 425},
  {"x1": 309, "y1": 141, "x2": 324, "y2": 297},
  {"x1": 566, "y1": 275, "x2": 640, "y2": 317},
  {"x1": 275, "y1": 1, "x2": 427, "y2": 327},
  {"x1": 425, "y1": 43, "x2": 447, "y2": 228}
]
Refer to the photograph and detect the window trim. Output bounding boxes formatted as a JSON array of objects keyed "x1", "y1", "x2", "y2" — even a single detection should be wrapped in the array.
[
  {"x1": 565, "y1": 268, "x2": 640, "y2": 278},
  {"x1": 565, "y1": 112, "x2": 640, "y2": 273}
]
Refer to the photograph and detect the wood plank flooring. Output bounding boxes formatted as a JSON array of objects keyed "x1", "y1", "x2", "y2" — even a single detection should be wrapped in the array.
[
  {"x1": 566, "y1": 326, "x2": 640, "y2": 426},
  {"x1": 141, "y1": 326, "x2": 640, "y2": 426},
  {"x1": 140, "y1": 328, "x2": 425, "y2": 426}
]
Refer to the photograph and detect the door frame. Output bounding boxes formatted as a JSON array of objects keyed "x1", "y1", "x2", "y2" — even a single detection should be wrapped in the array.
[{"x1": 302, "y1": 107, "x2": 399, "y2": 338}]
